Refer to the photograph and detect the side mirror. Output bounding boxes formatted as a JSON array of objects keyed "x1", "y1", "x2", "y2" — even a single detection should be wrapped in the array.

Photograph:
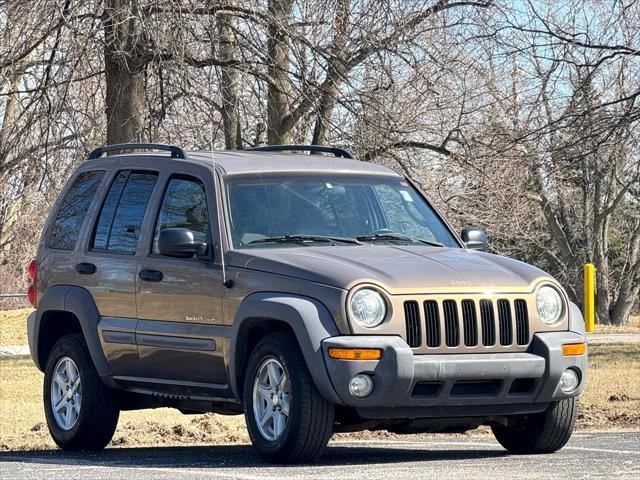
[
  {"x1": 158, "y1": 228, "x2": 208, "y2": 258},
  {"x1": 461, "y1": 227, "x2": 487, "y2": 251}
]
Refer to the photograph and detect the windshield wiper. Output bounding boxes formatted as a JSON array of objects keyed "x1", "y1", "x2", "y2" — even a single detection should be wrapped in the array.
[
  {"x1": 355, "y1": 233, "x2": 444, "y2": 247},
  {"x1": 248, "y1": 234, "x2": 361, "y2": 245}
]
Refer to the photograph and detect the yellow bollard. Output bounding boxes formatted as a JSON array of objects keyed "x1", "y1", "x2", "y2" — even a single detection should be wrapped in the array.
[{"x1": 584, "y1": 263, "x2": 596, "y2": 333}]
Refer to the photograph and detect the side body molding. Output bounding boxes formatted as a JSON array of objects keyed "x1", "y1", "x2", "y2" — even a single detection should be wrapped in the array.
[
  {"x1": 30, "y1": 285, "x2": 113, "y2": 384},
  {"x1": 230, "y1": 292, "x2": 342, "y2": 404}
]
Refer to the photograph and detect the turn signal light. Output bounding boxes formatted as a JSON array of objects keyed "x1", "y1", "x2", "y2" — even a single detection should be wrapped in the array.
[
  {"x1": 562, "y1": 342, "x2": 586, "y2": 356},
  {"x1": 328, "y1": 348, "x2": 382, "y2": 360}
]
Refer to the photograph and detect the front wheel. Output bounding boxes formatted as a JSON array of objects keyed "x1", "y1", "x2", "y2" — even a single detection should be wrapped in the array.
[
  {"x1": 43, "y1": 334, "x2": 120, "y2": 450},
  {"x1": 243, "y1": 332, "x2": 335, "y2": 463},
  {"x1": 491, "y1": 397, "x2": 578, "y2": 454}
]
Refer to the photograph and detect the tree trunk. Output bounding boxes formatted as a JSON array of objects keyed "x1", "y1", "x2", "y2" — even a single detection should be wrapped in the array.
[
  {"x1": 103, "y1": 0, "x2": 146, "y2": 145},
  {"x1": 593, "y1": 213, "x2": 612, "y2": 324},
  {"x1": 217, "y1": 11, "x2": 242, "y2": 150},
  {"x1": 311, "y1": 0, "x2": 349, "y2": 146},
  {"x1": 610, "y1": 285, "x2": 640, "y2": 326},
  {"x1": 311, "y1": 88, "x2": 338, "y2": 146},
  {"x1": 266, "y1": 0, "x2": 294, "y2": 145},
  {"x1": 0, "y1": 75, "x2": 22, "y2": 174},
  {"x1": 609, "y1": 223, "x2": 640, "y2": 325}
]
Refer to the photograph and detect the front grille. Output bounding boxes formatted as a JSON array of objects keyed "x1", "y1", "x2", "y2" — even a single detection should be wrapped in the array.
[
  {"x1": 424, "y1": 300, "x2": 441, "y2": 347},
  {"x1": 479, "y1": 299, "x2": 496, "y2": 346},
  {"x1": 461, "y1": 300, "x2": 478, "y2": 346},
  {"x1": 443, "y1": 300, "x2": 459, "y2": 347},
  {"x1": 404, "y1": 297, "x2": 531, "y2": 351},
  {"x1": 404, "y1": 300, "x2": 421, "y2": 348},
  {"x1": 514, "y1": 299, "x2": 529, "y2": 345},
  {"x1": 498, "y1": 299, "x2": 513, "y2": 345}
]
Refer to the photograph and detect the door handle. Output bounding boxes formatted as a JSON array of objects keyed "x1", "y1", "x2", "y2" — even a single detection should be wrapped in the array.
[
  {"x1": 76, "y1": 262, "x2": 96, "y2": 275},
  {"x1": 139, "y1": 269, "x2": 163, "y2": 282}
]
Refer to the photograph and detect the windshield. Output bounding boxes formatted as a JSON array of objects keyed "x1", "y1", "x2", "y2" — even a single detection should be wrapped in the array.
[{"x1": 226, "y1": 173, "x2": 460, "y2": 249}]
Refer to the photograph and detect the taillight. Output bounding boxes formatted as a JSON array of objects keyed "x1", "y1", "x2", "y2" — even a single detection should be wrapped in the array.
[{"x1": 27, "y1": 259, "x2": 37, "y2": 307}]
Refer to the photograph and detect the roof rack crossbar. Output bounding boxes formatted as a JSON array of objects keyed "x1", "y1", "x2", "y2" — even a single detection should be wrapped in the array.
[
  {"x1": 88, "y1": 143, "x2": 186, "y2": 160},
  {"x1": 248, "y1": 144, "x2": 354, "y2": 159}
]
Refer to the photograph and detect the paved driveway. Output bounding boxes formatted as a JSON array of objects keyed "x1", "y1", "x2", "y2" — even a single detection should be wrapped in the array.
[{"x1": 1, "y1": 431, "x2": 638, "y2": 480}]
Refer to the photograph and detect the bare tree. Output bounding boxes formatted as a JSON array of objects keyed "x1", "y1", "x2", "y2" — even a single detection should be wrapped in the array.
[{"x1": 1, "y1": 0, "x2": 638, "y2": 323}]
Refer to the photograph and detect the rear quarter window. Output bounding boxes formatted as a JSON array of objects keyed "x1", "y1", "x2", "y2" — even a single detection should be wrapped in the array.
[
  {"x1": 48, "y1": 170, "x2": 105, "y2": 250},
  {"x1": 91, "y1": 170, "x2": 158, "y2": 254}
]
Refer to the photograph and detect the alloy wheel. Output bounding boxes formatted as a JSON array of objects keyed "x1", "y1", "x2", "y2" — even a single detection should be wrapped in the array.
[
  {"x1": 252, "y1": 357, "x2": 291, "y2": 441},
  {"x1": 50, "y1": 356, "x2": 82, "y2": 430}
]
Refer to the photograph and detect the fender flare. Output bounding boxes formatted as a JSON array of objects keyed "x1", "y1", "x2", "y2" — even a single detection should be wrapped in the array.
[
  {"x1": 29, "y1": 285, "x2": 69, "y2": 371},
  {"x1": 31, "y1": 285, "x2": 112, "y2": 382},
  {"x1": 229, "y1": 292, "x2": 342, "y2": 404},
  {"x1": 568, "y1": 301, "x2": 586, "y2": 336}
]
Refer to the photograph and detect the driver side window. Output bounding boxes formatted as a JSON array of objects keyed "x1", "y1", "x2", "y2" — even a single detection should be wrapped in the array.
[{"x1": 153, "y1": 177, "x2": 210, "y2": 255}]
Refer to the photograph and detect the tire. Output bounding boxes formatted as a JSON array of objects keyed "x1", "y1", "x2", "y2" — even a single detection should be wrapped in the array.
[
  {"x1": 243, "y1": 332, "x2": 335, "y2": 463},
  {"x1": 43, "y1": 333, "x2": 120, "y2": 450},
  {"x1": 491, "y1": 397, "x2": 579, "y2": 454}
]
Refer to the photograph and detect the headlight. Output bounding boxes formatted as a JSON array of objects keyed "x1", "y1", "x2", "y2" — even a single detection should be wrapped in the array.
[
  {"x1": 350, "y1": 288, "x2": 387, "y2": 328},
  {"x1": 536, "y1": 285, "x2": 563, "y2": 324}
]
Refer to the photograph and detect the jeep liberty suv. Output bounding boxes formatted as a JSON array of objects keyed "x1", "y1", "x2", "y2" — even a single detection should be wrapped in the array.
[{"x1": 27, "y1": 143, "x2": 587, "y2": 463}]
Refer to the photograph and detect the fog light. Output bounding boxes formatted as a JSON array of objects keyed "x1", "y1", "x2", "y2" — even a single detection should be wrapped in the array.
[
  {"x1": 348, "y1": 374, "x2": 374, "y2": 398},
  {"x1": 560, "y1": 368, "x2": 579, "y2": 394}
]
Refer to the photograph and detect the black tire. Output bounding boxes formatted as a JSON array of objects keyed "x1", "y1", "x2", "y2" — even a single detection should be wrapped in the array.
[
  {"x1": 491, "y1": 397, "x2": 579, "y2": 454},
  {"x1": 43, "y1": 333, "x2": 120, "y2": 450},
  {"x1": 243, "y1": 332, "x2": 335, "y2": 463}
]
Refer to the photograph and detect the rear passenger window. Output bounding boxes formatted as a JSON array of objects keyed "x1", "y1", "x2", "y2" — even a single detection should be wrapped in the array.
[
  {"x1": 91, "y1": 170, "x2": 158, "y2": 254},
  {"x1": 48, "y1": 170, "x2": 105, "y2": 250},
  {"x1": 152, "y1": 177, "x2": 210, "y2": 254}
]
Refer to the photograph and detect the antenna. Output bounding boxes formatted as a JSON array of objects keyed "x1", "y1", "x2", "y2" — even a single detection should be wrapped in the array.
[
  {"x1": 210, "y1": 131, "x2": 233, "y2": 289},
  {"x1": 206, "y1": 14, "x2": 232, "y2": 288}
]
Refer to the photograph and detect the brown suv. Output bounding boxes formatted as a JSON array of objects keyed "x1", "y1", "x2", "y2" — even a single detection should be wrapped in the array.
[{"x1": 26, "y1": 143, "x2": 587, "y2": 463}]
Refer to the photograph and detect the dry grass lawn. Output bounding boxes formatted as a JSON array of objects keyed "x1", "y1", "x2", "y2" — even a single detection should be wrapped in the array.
[
  {"x1": 1, "y1": 344, "x2": 638, "y2": 451},
  {"x1": 0, "y1": 308, "x2": 638, "y2": 451},
  {"x1": 579, "y1": 343, "x2": 640, "y2": 429},
  {"x1": 594, "y1": 315, "x2": 640, "y2": 334},
  {"x1": 0, "y1": 308, "x2": 32, "y2": 345},
  {"x1": 0, "y1": 357, "x2": 249, "y2": 451}
]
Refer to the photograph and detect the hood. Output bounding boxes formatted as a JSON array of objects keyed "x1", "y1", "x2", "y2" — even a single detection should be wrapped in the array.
[{"x1": 227, "y1": 245, "x2": 553, "y2": 294}]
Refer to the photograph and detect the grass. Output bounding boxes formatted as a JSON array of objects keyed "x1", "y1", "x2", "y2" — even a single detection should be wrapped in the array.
[
  {"x1": 594, "y1": 315, "x2": 640, "y2": 334},
  {"x1": 579, "y1": 343, "x2": 640, "y2": 429},
  {"x1": 0, "y1": 357, "x2": 248, "y2": 451},
  {"x1": 1, "y1": 344, "x2": 638, "y2": 452},
  {"x1": 0, "y1": 309, "x2": 638, "y2": 451},
  {"x1": 0, "y1": 308, "x2": 32, "y2": 345}
]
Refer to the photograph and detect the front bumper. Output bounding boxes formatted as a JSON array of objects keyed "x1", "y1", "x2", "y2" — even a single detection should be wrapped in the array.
[{"x1": 322, "y1": 331, "x2": 587, "y2": 419}]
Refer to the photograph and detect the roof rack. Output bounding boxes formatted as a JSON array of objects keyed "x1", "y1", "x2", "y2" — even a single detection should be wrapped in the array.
[
  {"x1": 88, "y1": 143, "x2": 187, "y2": 160},
  {"x1": 248, "y1": 144, "x2": 354, "y2": 159}
]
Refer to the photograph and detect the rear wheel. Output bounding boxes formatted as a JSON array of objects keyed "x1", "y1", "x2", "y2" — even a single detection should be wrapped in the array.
[
  {"x1": 43, "y1": 334, "x2": 119, "y2": 450},
  {"x1": 492, "y1": 397, "x2": 578, "y2": 454},
  {"x1": 243, "y1": 332, "x2": 335, "y2": 463}
]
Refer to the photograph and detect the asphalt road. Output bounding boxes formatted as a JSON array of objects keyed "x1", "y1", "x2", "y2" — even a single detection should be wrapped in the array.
[{"x1": 1, "y1": 431, "x2": 638, "y2": 480}]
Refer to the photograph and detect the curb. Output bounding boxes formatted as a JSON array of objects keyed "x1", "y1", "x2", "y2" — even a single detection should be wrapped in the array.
[{"x1": 0, "y1": 345, "x2": 30, "y2": 357}]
